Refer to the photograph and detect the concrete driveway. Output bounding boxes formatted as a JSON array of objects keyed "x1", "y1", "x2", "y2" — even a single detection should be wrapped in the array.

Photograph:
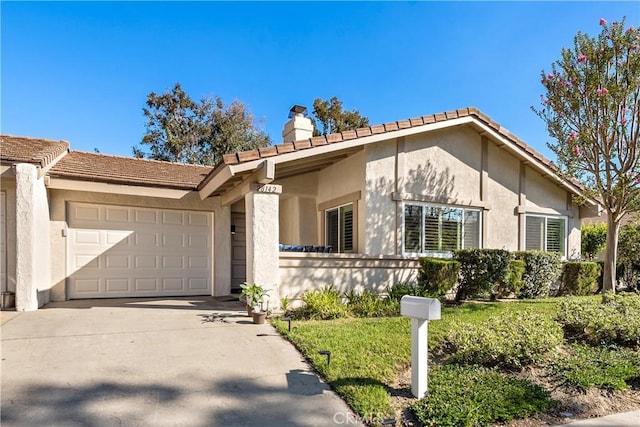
[{"x1": 1, "y1": 297, "x2": 361, "y2": 426}]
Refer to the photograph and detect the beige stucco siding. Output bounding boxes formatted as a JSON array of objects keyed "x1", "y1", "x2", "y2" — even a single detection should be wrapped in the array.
[
  {"x1": 48, "y1": 188, "x2": 227, "y2": 301},
  {"x1": 486, "y1": 144, "x2": 520, "y2": 250},
  {"x1": 275, "y1": 172, "x2": 318, "y2": 246},
  {"x1": 316, "y1": 151, "x2": 366, "y2": 250},
  {"x1": 0, "y1": 176, "x2": 16, "y2": 294},
  {"x1": 403, "y1": 127, "x2": 482, "y2": 203},
  {"x1": 525, "y1": 166, "x2": 568, "y2": 211},
  {"x1": 364, "y1": 140, "x2": 397, "y2": 255}
]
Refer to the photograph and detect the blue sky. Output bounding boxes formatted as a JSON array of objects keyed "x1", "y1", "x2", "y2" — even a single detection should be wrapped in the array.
[{"x1": 2, "y1": 1, "x2": 639, "y2": 160}]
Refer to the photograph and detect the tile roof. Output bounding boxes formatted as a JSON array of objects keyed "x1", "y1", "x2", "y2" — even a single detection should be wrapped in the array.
[
  {"x1": 49, "y1": 151, "x2": 213, "y2": 190},
  {"x1": 0, "y1": 134, "x2": 69, "y2": 168},
  {"x1": 221, "y1": 107, "x2": 554, "y2": 169}
]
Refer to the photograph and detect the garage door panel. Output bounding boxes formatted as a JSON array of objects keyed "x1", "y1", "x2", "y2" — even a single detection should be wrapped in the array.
[{"x1": 68, "y1": 203, "x2": 212, "y2": 299}]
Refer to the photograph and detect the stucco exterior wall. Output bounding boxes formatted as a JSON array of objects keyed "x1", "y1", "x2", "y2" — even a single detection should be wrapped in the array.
[
  {"x1": 525, "y1": 166, "x2": 568, "y2": 211},
  {"x1": 316, "y1": 151, "x2": 366, "y2": 249},
  {"x1": 364, "y1": 140, "x2": 398, "y2": 255},
  {"x1": 404, "y1": 128, "x2": 481, "y2": 203},
  {"x1": 0, "y1": 176, "x2": 17, "y2": 294},
  {"x1": 276, "y1": 172, "x2": 318, "y2": 246},
  {"x1": 486, "y1": 143, "x2": 520, "y2": 250},
  {"x1": 15, "y1": 164, "x2": 51, "y2": 310},
  {"x1": 279, "y1": 252, "x2": 418, "y2": 303},
  {"x1": 48, "y1": 188, "x2": 228, "y2": 301}
]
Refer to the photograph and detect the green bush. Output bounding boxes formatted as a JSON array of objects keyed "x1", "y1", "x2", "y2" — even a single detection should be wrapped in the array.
[
  {"x1": 417, "y1": 257, "x2": 460, "y2": 297},
  {"x1": 514, "y1": 251, "x2": 562, "y2": 299},
  {"x1": 344, "y1": 289, "x2": 399, "y2": 317},
  {"x1": 440, "y1": 311, "x2": 563, "y2": 370},
  {"x1": 619, "y1": 222, "x2": 640, "y2": 290},
  {"x1": 559, "y1": 262, "x2": 601, "y2": 296},
  {"x1": 295, "y1": 285, "x2": 349, "y2": 320},
  {"x1": 493, "y1": 260, "x2": 525, "y2": 298},
  {"x1": 556, "y1": 293, "x2": 640, "y2": 347},
  {"x1": 454, "y1": 249, "x2": 511, "y2": 301},
  {"x1": 386, "y1": 281, "x2": 428, "y2": 301},
  {"x1": 411, "y1": 365, "x2": 554, "y2": 427},
  {"x1": 550, "y1": 344, "x2": 640, "y2": 391},
  {"x1": 581, "y1": 222, "x2": 607, "y2": 260}
]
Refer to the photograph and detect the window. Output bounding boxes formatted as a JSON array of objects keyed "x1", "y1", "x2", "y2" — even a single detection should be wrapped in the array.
[
  {"x1": 325, "y1": 203, "x2": 354, "y2": 253},
  {"x1": 525, "y1": 215, "x2": 567, "y2": 256},
  {"x1": 403, "y1": 203, "x2": 481, "y2": 255}
]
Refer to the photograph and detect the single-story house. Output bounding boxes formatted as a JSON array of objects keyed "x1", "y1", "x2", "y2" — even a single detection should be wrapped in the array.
[{"x1": 0, "y1": 106, "x2": 599, "y2": 311}]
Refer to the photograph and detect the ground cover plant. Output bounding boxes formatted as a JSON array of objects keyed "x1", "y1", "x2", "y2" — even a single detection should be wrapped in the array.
[{"x1": 273, "y1": 293, "x2": 639, "y2": 426}]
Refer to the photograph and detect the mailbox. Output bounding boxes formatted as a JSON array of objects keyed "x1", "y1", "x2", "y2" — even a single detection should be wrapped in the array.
[{"x1": 400, "y1": 296, "x2": 441, "y2": 320}]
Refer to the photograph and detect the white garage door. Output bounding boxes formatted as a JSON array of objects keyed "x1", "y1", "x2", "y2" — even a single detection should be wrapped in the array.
[{"x1": 67, "y1": 203, "x2": 212, "y2": 299}]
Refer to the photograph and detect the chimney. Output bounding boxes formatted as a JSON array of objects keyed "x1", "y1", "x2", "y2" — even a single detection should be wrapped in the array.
[{"x1": 282, "y1": 105, "x2": 313, "y2": 143}]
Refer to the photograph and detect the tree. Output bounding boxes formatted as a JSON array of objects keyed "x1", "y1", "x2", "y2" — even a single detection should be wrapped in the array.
[
  {"x1": 134, "y1": 83, "x2": 270, "y2": 165},
  {"x1": 534, "y1": 18, "x2": 640, "y2": 294},
  {"x1": 311, "y1": 96, "x2": 369, "y2": 136}
]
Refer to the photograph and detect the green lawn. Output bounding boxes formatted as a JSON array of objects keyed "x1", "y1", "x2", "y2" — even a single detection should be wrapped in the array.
[{"x1": 272, "y1": 296, "x2": 638, "y2": 425}]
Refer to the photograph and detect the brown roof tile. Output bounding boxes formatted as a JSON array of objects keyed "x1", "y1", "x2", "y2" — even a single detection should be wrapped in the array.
[
  {"x1": 310, "y1": 136, "x2": 328, "y2": 146},
  {"x1": 258, "y1": 146, "x2": 278, "y2": 158},
  {"x1": 355, "y1": 127, "x2": 372, "y2": 137},
  {"x1": 293, "y1": 139, "x2": 312, "y2": 150},
  {"x1": 409, "y1": 117, "x2": 424, "y2": 126},
  {"x1": 0, "y1": 134, "x2": 69, "y2": 167},
  {"x1": 341, "y1": 130, "x2": 357, "y2": 140},
  {"x1": 237, "y1": 150, "x2": 260, "y2": 162},
  {"x1": 370, "y1": 124, "x2": 386, "y2": 134},
  {"x1": 49, "y1": 151, "x2": 212, "y2": 190},
  {"x1": 222, "y1": 153, "x2": 239, "y2": 165},
  {"x1": 326, "y1": 133, "x2": 343, "y2": 143},
  {"x1": 275, "y1": 142, "x2": 295, "y2": 154},
  {"x1": 397, "y1": 119, "x2": 411, "y2": 129},
  {"x1": 384, "y1": 122, "x2": 399, "y2": 132}
]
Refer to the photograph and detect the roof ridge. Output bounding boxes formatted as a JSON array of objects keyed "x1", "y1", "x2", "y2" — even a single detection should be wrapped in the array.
[{"x1": 0, "y1": 134, "x2": 69, "y2": 144}]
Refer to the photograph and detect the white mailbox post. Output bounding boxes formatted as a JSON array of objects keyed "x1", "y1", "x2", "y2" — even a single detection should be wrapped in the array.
[{"x1": 400, "y1": 295, "x2": 441, "y2": 398}]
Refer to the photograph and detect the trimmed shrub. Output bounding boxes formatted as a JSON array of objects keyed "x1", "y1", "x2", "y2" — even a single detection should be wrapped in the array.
[
  {"x1": 581, "y1": 222, "x2": 607, "y2": 260},
  {"x1": 550, "y1": 344, "x2": 640, "y2": 391},
  {"x1": 514, "y1": 251, "x2": 562, "y2": 299},
  {"x1": 454, "y1": 249, "x2": 511, "y2": 301},
  {"x1": 296, "y1": 285, "x2": 349, "y2": 320},
  {"x1": 344, "y1": 289, "x2": 399, "y2": 317},
  {"x1": 559, "y1": 262, "x2": 601, "y2": 296},
  {"x1": 439, "y1": 311, "x2": 563, "y2": 370},
  {"x1": 411, "y1": 365, "x2": 553, "y2": 427},
  {"x1": 555, "y1": 293, "x2": 640, "y2": 347},
  {"x1": 386, "y1": 282, "x2": 425, "y2": 301},
  {"x1": 494, "y1": 260, "x2": 525, "y2": 298},
  {"x1": 417, "y1": 257, "x2": 460, "y2": 297}
]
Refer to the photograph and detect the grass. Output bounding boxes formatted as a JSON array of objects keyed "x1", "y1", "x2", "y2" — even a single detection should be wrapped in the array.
[{"x1": 272, "y1": 295, "x2": 633, "y2": 426}]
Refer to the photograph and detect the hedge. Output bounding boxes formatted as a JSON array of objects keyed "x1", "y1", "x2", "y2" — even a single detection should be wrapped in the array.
[
  {"x1": 559, "y1": 262, "x2": 601, "y2": 296},
  {"x1": 454, "y1": 249, "x2": 511, "y2": 301},
  {"x1": 514, "y1": 251, "x2": 562, "y2": 298},
  {"x1": 417, "y1": 257, "x2": 460, "y2": 297}
]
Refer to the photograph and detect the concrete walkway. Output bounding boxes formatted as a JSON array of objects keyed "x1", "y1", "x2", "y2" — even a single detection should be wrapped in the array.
[
  {"x1": 556, "y1": 410, "x2": 640, "y2": 426},
  {"x1": 1, "y1": 297, "x2": 361, "y2": 426}
]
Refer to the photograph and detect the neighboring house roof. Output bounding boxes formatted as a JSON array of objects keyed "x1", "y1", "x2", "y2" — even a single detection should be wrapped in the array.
[
  {"x1": 0, "y1": 134, "x2": 69, "y2": 168},
  {"x1": 199, "y1": 107, "x2": 593, "y2": 203},
  {"x1": 48, "y1": 151, "x2": 213, "y2": 190}
]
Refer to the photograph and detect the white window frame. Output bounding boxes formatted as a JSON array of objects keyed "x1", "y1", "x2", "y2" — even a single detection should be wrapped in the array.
[
  {"x1": 524, "y1": 214, "x2": 568, "y2": 259},
  {"x1": 325, "y1": 202, "x2": 354, "y2": 253},
  {"x1": 402, "y1": 202, "x2": 482, "y2": 257}
]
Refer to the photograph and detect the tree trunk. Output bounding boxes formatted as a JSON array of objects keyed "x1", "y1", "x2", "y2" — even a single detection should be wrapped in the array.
[{"x1": 602, "y1": 212, "x2": 621, "y2": 297}]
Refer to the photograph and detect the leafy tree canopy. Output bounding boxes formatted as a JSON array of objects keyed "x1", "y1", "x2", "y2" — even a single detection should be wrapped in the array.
[
  {"x1": 534, "y1": 18, "x2": 640, "y2": 292},
  {"x1": 134, "y1": 83, "x2": 270, "y2": 166},
  {"x1": 311, "y1": 96, "x2": 369, "y2": 136}
]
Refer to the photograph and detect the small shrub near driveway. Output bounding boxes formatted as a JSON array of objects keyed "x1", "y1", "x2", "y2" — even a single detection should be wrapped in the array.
[
  {"x1": 344, "y1": 289, "x2": 399, "y2": 317},
  {"x1": 411, "y1": 365, "x2": 554, "y2": 427},
  {"x1": 296, "y1": 285, "x2": 349, "y2": 320},
  {"x1": 440, "y1": 311, "x2": 563, "y2": 370},
  {"x1": 550, "y1": 344, "x2": 640, "y2": 391},
  {"x1": 555, "y1": 293, "x2": 640, "y2": 347},
  {"x1": 454, "y1": 249, "x2": 511, "y2": 300},
  {"x1": 417, "y1": 257, "x2": 460, "y2": 297},
  {"x1": 515, "y1": 251, "x2": 562, "y2": 298},
  {"x1": 559, "y1": 261, "x2": 601, "y2": 296}
]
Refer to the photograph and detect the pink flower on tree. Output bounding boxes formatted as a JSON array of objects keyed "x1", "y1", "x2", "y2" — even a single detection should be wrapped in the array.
[
  {"x1": 577, "y1": 54, "x2": 587, "y2": 63},
  {"x1": 573, "y1": 146, "x2": 580, "y2": 156},
  {"x1": 599, "y1": 18, "x2": 607, "y2": 26},
  {"x1": 547, "y1": 73, "x2": 554, "y2": 80},
  {"x1": 568, "y1": 131, "x2": 578, "y2": 141},
  {"x1": 596, "y1": 87, "x2": 609, "y2": 96}
]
